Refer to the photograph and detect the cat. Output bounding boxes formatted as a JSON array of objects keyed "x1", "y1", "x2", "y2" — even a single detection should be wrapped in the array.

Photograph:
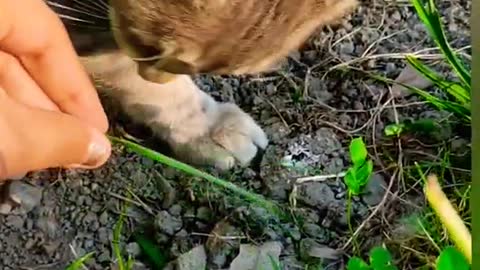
[{"x1": 45, "y1": 0, "x2": 358, "y2": 171}]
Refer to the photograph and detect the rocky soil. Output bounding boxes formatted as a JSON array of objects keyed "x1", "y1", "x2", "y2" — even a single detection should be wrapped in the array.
[{"x1": 0, "y1": 0, "x2": 471, "y2": 269}]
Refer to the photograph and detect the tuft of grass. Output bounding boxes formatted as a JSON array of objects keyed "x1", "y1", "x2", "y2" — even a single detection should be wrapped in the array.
[
  {"x1": 65, "y1": 252, "x2": 95, "y2": 270},
  {"x1": 108, "y1": 136, "x2": 285, "y2": 219},
  {"x1": 112, "y1": 194, "x2": 135, "y2": 270}
]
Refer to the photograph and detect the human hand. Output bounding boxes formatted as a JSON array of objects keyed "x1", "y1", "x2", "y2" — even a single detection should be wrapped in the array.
[{"x1": 0, "y1": 0, "x2": 111, "y2": 179}]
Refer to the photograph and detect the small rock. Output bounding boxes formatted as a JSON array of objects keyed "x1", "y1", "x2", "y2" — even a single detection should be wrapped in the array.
[
  {"x1": 175, "y1": 245, "x2": 207, "y2": 270},
  {"x1": 196, "y1": 206, "x2": 212, "y2": 222},
  {"x1": 298, "y1": 182, "x2": 335, "y2": 209},
  {"x1": 392, "y1": 64, "x2": 433, "y2": 98},
  {"x1": 8, "y1": 181, "x2": 43, "y2": 213},
  {"x1": 97, "y1": 251, "x2": 111, "y2": 263},
  {"x1": 302, "y1": 223, "x2": 329, "y2": 243},
  {"x1": 230, "y1": 242, "x2": 283, "y2": 270},
  {"x1": 362, "y1": 174, "x2": 387, "y2": 206},
  {"x1": 299, "y1": 238, "x2": 341, "y2": 260},
  {"x1": 155, "y1": 211, "x2": 183, "y2": 235},
  {"x1": 126, "y1": 242, "x2": 142, "y2": 258},
  {"x1": 99, "y1": 211, "x2": 109, "y2": 225},
  {"x1": 5, "y1": 215, "x2": 24, "y2": 229},
  {"x1": 0, "y1": 203, "x2": 12, "y2": 215},
  {"x1": 169, "y1": 204, "x2": 182, "y2": 217},
  {"x1": 339, "y1": 41, "x2": 355, "y2": 55}
]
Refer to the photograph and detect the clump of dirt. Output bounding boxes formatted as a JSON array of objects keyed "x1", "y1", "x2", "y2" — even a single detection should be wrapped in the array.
[{"x1": 0, "y1": 0, "x2": 471, "y2": 269}]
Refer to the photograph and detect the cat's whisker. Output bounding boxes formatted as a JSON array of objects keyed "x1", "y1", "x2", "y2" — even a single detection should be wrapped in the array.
[
  {"x1": 47, "y1": 2, "x2": 109, "y2": 20},
  {"x1": 72, "y1": 0, "x2": 108, "y2": 13}
]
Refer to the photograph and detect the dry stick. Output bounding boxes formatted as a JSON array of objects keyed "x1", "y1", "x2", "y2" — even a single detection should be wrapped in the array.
[
  {"x1": 341, "y1": 169, "x2": 398, "y2": 250},
  {"x1": 424, "y1": 174, "x2": 472, "y2": 264}
]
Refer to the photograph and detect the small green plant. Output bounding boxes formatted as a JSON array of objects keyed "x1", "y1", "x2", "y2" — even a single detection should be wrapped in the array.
[
  {"x1": 347, "y1": 246, "x2": 398, "y2": 270},
  {"x1": 384, "y1": 119, "x2": 440, "y2": 137},
  {"x1": 344, "y1": 137, "x2": 374, "y2": 196},
  {"x1": 346, "y1": 245, "x2": 469, "y2": 270},
  {"x1": 343, "y1": 137, "x2": 374, "y2": 253}
]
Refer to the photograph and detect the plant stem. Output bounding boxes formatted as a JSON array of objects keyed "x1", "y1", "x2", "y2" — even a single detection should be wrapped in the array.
[
  {"x1": 424, "y1": 174, "x2": 471, "y2": 264},
  {"x1": 346, "y1": 191, "x2": 359, "y2": 255},
  {"x1": 109, "y1": 136, "x2": 284, "y2": 218}
]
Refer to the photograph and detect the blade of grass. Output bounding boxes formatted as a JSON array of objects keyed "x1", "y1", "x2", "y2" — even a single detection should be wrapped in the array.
[
  {"x1": 367, "y1": 72, "x2": 471, "y2": 122},
  {"x1": 410, "y1": 0, "x2": 470, "y2": 87},
  {"x1": 108, "y1": 136, "x2": 285, "y2": 218},
  {"x1": 112, "y1": 197, "x2": 129, "y2": 270},
  {"x1": 405, "y1": 55, "x2": 470, "y2": 106},
  {"x1": 66, "y1": 252, "x2": 95, "y2": 270},
  {"x1": 134, "y1": 233, "x2": 168, "y2": 269}
]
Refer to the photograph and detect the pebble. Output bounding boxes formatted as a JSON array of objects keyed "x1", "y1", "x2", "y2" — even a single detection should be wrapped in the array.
[
  {"x1": 362, "y1": 174, "x2": 387, "y2": 206},
  {"x1": 298, "y1": 182, "x2": 335, "y2": 209},
  {"x1": 156, "y1": 211, "x2": 183, "y2": 236},
  {"x1": 7, "y1": 181, "x2": 43, "y2": 213},
  {"x1": 126, "y1": 242, "x2": 142, "y2": 257}
]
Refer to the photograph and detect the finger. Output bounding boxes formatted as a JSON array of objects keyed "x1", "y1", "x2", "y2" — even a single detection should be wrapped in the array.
[
  {"x1": 0, "y1": 0, "x2": 108, "y2": 132},
  {"x1": 0, "y1": 90, "x2": 111, "y2": 179},
  {"x1": 0, "y1": 51, "x2": 59, "y2": 111}
]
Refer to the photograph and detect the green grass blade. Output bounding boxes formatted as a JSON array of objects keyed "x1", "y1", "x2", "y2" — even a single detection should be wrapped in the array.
[
  {"x1": 410, "y1": 0, "x2": 471, "y2": 88},
  {"x1": 108, "y1": 136, "x2": 285, "y2": 218},
  {"x1": 367, "y1": 73, "x2": 470, "y2": 123},
  {"x1": 112, "y1": 201, "x2": 128, "y2": 270},
  {"x1": 134, "y1": 233, "x2": 168, "y2": 269},
  {"x1": 405, "y1": 55, "x2": 470, "y2": 106},
  {"x1": 66, "y1": 252, "x2": 95, "y2": 270}
]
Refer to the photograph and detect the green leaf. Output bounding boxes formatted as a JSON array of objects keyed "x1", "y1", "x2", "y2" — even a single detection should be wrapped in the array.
[
  {"x1": 405, "y1": 119, "x2": 439, "y2": 134},
  {"x1": 347, "y1": 257, "x2": 371, "y2": 270},
  {"x1": 345, "y1": 168, "x2": 361, "y2": 195},
  {"x1": 355, "y1": 160, "x2": 373, "y2": 186},
  {"x1": 344, "y1": 160, "x2": 373, "y2": 196},
  {"x1": 410, "y1": 0, "x2": 470, "y2": 87},
  {"x1": 436, "y1": 246, "x2": 470, "y2": 270},
  {"x1": 384, "y1": 124, "x2": 405, "y2": 137},
  {"x1": 66, "y1": 252, "x2": 95, "y2": 270},
  {"x1": 135, "y1": 233, "x2": 168, "y2": 269},
  {"x1": 369, "y1": 247, "x2": 398, "y2": 270},
  {"x1": 349, "y1": 137, "x2": 368, "y2": 166}
]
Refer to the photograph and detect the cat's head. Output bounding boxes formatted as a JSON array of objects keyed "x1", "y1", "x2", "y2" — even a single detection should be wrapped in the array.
[{"x1": 109, "y1": 0, "x2": 358, "y2": 83}]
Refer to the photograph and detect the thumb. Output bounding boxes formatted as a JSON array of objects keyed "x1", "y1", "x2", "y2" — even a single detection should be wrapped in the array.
[{"x1": 0, "y1": 92, "x2": 111, "y2": 179}]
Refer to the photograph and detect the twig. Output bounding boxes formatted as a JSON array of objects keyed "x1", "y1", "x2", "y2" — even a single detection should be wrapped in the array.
[{"x1": 296, "y1": 172, "x2": 347, "y2": 184}]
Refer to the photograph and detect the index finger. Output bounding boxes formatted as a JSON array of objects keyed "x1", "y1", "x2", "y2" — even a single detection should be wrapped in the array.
[{"x1": 0, "y1": 0, "x2": 108, "y2": 132}]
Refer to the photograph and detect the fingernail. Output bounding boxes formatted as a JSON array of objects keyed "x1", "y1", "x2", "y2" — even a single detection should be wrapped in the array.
[{"x1": 68, "y1": 131, "x2": 111, "y2": 169}]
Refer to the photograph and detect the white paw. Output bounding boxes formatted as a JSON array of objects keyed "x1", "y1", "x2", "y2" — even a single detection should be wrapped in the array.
[{"x1": 168, "y1": 101, "x2": 268, "y2": 171}]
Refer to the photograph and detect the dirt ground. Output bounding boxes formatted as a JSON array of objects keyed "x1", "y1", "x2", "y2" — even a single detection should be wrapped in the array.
[{"x1": 0, "y1": 0, "x2": 471, "y2": 269}]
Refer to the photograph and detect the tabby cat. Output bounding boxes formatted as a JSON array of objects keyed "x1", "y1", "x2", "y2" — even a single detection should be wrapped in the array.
[{"x1": 45, "y1": 0, "x2": 358, "y2": 170}]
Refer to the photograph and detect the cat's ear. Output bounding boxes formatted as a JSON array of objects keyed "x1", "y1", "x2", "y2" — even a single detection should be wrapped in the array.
[{"x1": 137, "y1": 57, "x2": 196, "y2": 83}]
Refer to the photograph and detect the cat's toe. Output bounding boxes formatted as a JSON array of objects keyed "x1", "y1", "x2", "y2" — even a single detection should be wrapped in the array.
[{"x1": 209, "y1": 103, "x2": 268, "y2": 167}]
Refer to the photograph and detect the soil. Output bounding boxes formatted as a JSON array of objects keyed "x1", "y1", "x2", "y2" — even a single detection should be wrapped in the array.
[{"x1": 0, "y1": 0, "x2": 471, "y2": 270}]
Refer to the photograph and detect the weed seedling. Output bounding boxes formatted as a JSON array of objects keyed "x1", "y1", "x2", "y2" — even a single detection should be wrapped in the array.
[{"x1": 343, "y1": 137, "x2": 374, "y2": 253}]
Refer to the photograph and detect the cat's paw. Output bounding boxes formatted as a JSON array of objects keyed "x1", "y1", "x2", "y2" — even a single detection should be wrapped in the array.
[{"x1": 168, "y1": 101, "x2": 268, "y2": 171}]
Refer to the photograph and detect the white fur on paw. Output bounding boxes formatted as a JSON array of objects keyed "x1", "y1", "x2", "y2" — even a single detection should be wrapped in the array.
[{"x1": 210, "y1": 103, "x2": 268, "y2": 167}]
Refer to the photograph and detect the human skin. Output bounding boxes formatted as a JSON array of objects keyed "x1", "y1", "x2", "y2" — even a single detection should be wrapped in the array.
[{"x1": 0, "y1": 0, "x2": 111, "y2": 179}]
